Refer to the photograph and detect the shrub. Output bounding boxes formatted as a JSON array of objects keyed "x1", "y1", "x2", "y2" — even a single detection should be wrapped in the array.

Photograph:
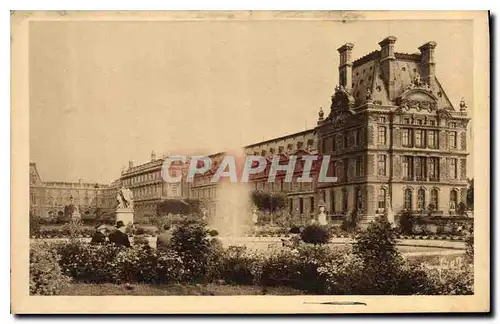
[
  {"x1": 133, "y1": 234, "x2": 151, "y2": 246},
  {"x1": 465, "y1": 226, "x2": 474, "y2": 263},
  {"x1": 156, "y1": 249, "x2": 185, "y2": 283},
  {"x1": 134, "y1": 226, "x2": 147, "y2": 235},
  {"x1": 113, "y1": 245, "x2": 158, "y2": 283},
  {"x1": 30, "y1": 243, "x2": 71, "y2": 295},
  {"x1": 289, "y1": 225, "x2": 301, "y2": 234},
  {"x1": 208, "y1": 229, "x2": 219, "y2": 237},
  {"x1": 293, "y1": 244, "x2": 344, "y2": 293},
  {"x1": 398, "y1": 210, "x2": 414, "y2": 235},
  {"x1": 56, "y1": 241, "x2": 123, "y2": 283},
  {"x1": 353, "y1": 216, "x2": 404, "y2": 294},
  {"x1": 260, "y1": 248, "x2": 299, "y2": 287},
  {"x1": 171, "y1": 220, "x2": 211, "y2": 282},
  {"x1": 340, "y1": 209, "x2": 359, "y2": 232},
  {"x1": 61, "y1": 218, "x2": 85, "y2": 240},
  {"x1": 300, "y1": 224, "x2": 331, "y2": 244},
  {"x1": 29, "y1": 216, "x2": 42, "y2": 238},
  {"x1": 213, "y1": 246, "x2": 257, "y2": 285}
]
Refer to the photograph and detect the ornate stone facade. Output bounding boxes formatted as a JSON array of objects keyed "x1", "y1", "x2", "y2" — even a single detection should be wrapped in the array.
[
  {"x1": 317, "y1": 36, "x2": 470, "y2": 221},
  {"x1": 29, "y1": 162, "x2": 115, "y2": 218}
]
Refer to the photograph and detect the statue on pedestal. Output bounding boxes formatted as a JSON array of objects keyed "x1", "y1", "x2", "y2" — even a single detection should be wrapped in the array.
[
  {"x1": 115, "y1": 187, "x2": 134, "y2": 226},
  {"x1": 251, "y1": 206, "x2": 259, "y2": 225},
  {"x1": 116, "y1": 187, "x2": 134, "y2": 210},
  {"x1": 317, "y1": 200, "x2": 328, "y2": 226},
  {"x1": 386, "y1": 193, "x2": 395, "y2": 225}
]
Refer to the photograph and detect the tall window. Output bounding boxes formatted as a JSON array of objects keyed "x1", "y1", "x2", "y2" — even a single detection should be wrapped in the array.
[
  {"x1": 355, "y1": 157, "x2": 363, "y2": 177},
  {"x1": 378, "y1": 126, "x2": 387, "y2": 145},
  {"x1": 431, "y1": 189, "x2": 439, "y2": 209},
  {"x1": 404, "y1": 189, "x2": 412, "y2": 210},
  {"x1": 450, "y1": 190, "x2": 458, "y2": 210},
  {"x1": 322, "y1": 190, "x2": 326, "y2": 203},
  {"x1": 343, "y1": 158, "x2": 349, "y2": 181},
  {"x1": 449, "y1": 158, "x2": 457, "y2": 179},
  {"x1": 310, "y1": 197, "x2": 315, "y2": 212},
  {"x1": 355, "y1": 129, "x2": 361, "y2": 146},
  {"x1": 414, "y1": 129, "x2": 424, "y2": 148},
  {"x1": 427, "y1": 130, "x2": 437, "y2": 148},
  {"x1": 402, "y1": 156, "x2": 412, "y2": 180},
  {"x1": 342, "y1": 189, "x2": 348, "y2": 212},
  {"x1": 417, "y1": 189, "x2": 426, "y2": 210},
  {"x1": 378, "y1": 188, "x2": 387, "y2": 210},
  {"x1": 299, "y1": 198, "x2": 304, "y2": 214},
  {"x1": 344, "y1": 133, "x2": 349, "y2": 148},
  {"x1": 402, "y1": 129, "x2": 411, "y2": 147},
  {"x1": 330, "y1": 190, "x2": 335, "y2": 213},
  {"x1": 403, "y1": 117, "x2": 410, "y2": 124},
  {"x1": 332, "y1": 135, "x2": 336, "y2": 151},
  {"x1": 330, "y1": 161, "x2": 337, "y2": 177},
  {"x1": 289, "y1": 198, "x2": 293, "y2": 213},
  {"x1": 428, "y1": 158, "x2": 438, "y2": 180},
  {"x1": 415, "y1": 157, "x2": 426, "y2": 181},
  {"x1": 378, "y1": 155, "x2": 387, "y2": 176},
  {"x1": 449, "y1": 131, "x2": 457, "y2": 149}
]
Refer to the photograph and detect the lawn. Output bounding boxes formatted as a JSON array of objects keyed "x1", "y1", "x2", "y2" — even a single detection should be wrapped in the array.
[{"x1": 60, "y1": 283, "x2": 304, "y2": 296}]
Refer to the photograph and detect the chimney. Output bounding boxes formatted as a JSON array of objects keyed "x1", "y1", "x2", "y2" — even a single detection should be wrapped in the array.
[
  {"x1": 337, "y1": 43, "x2": 354, "y2": 92},
  {"x1": 418, "y1": 41, "x2": 437, "y2": 87},
  {"x1": 378, "y1": 36, "x2": 397, "y2": 99},
  {"x1": 128, "y1": 160, "x2": 134, "y2": 169}
]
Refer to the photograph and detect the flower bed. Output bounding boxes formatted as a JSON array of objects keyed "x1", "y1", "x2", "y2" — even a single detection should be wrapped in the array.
[{"x1": 30, "y1": 217, "x2": 473, "y2": 296}]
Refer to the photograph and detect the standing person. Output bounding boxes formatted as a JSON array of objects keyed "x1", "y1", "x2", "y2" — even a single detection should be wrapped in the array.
[
  {"x1": 156, "y1": 224, "x2": 173, "y2": 250},
  {"x1": 108, "y1": 221, "x2": 131, "y2": 247},
  {"x1": 90, "y1": 224, "x2": 108, "y2": 244}
]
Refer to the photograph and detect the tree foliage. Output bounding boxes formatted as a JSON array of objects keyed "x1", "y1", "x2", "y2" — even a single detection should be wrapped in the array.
[
  {"x1": 156, "y1": 199, "x2": 201, "y2": 217},
  {"x1": 251, "y1": 190, "x2": 287, "y2": 212},
  {"x1": 353, "y1": 215, "x2": 404, "y2": 294},
  {"x1": 466, "y1": 178, "x2": 474, "y2": 209}
]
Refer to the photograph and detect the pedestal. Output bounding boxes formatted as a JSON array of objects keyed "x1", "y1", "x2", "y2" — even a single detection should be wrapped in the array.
[
  {"x1": 115, "y1": 208, "x2": 134, "y2": 226},
  {"x1": 317, "y1": 212, "x2": 327, "y2": 226}
]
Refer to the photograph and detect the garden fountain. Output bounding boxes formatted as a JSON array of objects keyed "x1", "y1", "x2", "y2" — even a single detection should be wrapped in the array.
[{"x1": 209, "y1": 150, "x2": 253, "y2": 244}]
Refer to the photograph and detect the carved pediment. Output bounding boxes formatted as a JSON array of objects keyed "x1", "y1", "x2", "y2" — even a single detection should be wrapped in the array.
[
  {"x1": 330, "y1": 85, "x2": 355, "y2": 113},
  {"x1": 395, "y1": 89, "x2": 438, "y2": 113}
]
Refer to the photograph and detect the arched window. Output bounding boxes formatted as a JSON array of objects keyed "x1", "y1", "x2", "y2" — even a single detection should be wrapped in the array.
[
  {"x1": 450, "y1": 190, "x2": 458, "y2": 210},
  {"x1": 431, "y1": 189, "x2": 439, "y2": 209},
  {"x1": 404, "y1": 189, "x2": 412, "y2": 210},
  {"x1": 378, "y1": 188, "x2": 387, "y2": 210},
  {"x1": 417, "y1": 189, "x2": 426, "y2": 210}
]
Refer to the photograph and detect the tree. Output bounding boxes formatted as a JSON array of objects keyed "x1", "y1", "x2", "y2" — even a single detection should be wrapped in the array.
[
  {"x1": 467, "y1": 178, "x2": 474, "y2": 209},
  {"x1": 156, "y1": 199, "x2": 201, "y2": 217},
  {"x1": 457, "y1": 202, "x2": 468, "y2": 218},
  {"x1": 251, "y1": 190, "x2": 287, "y2": 213},
  {"x1": 352, "y1": 215, "x2": 404, "y2": 294}
]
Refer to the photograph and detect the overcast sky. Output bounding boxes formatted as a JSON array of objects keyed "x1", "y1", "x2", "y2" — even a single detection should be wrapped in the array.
[{"x1": 29, "y1": 18, "x2": 473, "y2": 184}]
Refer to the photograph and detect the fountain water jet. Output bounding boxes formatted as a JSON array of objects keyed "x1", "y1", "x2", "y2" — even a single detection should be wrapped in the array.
[{"x1": 209, "y1": 150, "x2": 253, "y2": 243}]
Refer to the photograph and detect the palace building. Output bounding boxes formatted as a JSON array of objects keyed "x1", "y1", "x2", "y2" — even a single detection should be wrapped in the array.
[
  {"x1": 119, "y1": 151, "x2": 188, "y2": 219},
  {"x1": 33, "y1": 36, "x2": 469, "y2": 224},
  {"x1": 316, "y1": 37, "x2": 470, "y2": 222},
  {"x1": 29, "y1": 162, "x2": 115, "y2": 218}
]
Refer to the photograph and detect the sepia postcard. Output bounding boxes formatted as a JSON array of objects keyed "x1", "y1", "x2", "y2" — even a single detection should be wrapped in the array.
[{"x1": 11, "y1": 10, "x2": 490, "y2": 314}]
